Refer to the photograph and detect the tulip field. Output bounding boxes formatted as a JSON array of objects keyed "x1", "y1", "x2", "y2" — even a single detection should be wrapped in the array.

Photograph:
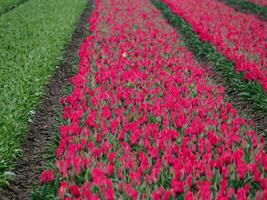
[
  {"x1": 33, "y1": 0, "x2": 267, "y2": 199},
  {"x1": 163, "y1": 0, "x2": 267, "y2": 91},
  {"x1": 0, "y1": 0, "x2": 266, "y2": 199}
]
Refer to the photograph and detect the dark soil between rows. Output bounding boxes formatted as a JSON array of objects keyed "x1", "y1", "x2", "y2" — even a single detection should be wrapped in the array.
[{"x1": 0, "y1": 0, "x2": 93, "y2": 199}]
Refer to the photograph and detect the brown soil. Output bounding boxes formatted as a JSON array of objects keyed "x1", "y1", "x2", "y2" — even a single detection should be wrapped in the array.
[{"x1": 0, "y1": 0, "x2": 94, "y2": 199}]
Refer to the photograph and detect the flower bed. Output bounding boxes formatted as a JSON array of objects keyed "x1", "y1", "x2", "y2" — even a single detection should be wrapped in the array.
[
  {"x1": 163, "y1": 0, "x2": 267, "y2": 92},
  {"x1": 40, "y1": 0, "x2": 267, "y2": 199}
]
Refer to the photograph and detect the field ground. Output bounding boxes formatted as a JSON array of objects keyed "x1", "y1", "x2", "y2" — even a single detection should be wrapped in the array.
[{"x1": 0, "y1": 0, "x2": 87, "y2": 185}]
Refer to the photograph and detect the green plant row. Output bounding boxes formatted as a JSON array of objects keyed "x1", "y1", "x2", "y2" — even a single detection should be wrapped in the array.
[
  {"x1": 151, "y1": 0, "x2": 267, "y2": 115},
  {"x1": 0, "y1": 0, "x2": 87, "y2": 186},
  {"x1": 221, "y1": 0, "x2": 267, "y2": 21},
  {"x1": 0, "y1": 0, "x2": 28, "y2": 15}
]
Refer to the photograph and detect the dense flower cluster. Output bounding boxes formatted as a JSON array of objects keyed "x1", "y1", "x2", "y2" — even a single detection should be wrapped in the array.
[
  {"x1": 248, "y1": 0, "x2": 267, "y2": 7},
  {"x1": 41, "y1": 0, "x2": 267, "y2": 199},
  {"x1": 163, "y1": 0, "x2": 267, "y2": 92}
]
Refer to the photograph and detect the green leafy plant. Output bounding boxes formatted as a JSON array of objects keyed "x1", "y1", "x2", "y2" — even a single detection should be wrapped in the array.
[{"x1": 0, "y1": 0, "x2": 87, "y2": 186}]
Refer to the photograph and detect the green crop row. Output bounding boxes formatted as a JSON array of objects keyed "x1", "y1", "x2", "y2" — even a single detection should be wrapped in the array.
[{"x1": 0, "y1": 0, "x2": 87, "y2": 185}]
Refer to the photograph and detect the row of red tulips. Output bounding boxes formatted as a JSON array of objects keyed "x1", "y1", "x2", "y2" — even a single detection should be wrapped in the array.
[
  {"x1": 40, "y1": 0, "x2": 267, "y2": 199},
  {"x1": 163, "y1": 0, "x2": 267, "y2": 92}
]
